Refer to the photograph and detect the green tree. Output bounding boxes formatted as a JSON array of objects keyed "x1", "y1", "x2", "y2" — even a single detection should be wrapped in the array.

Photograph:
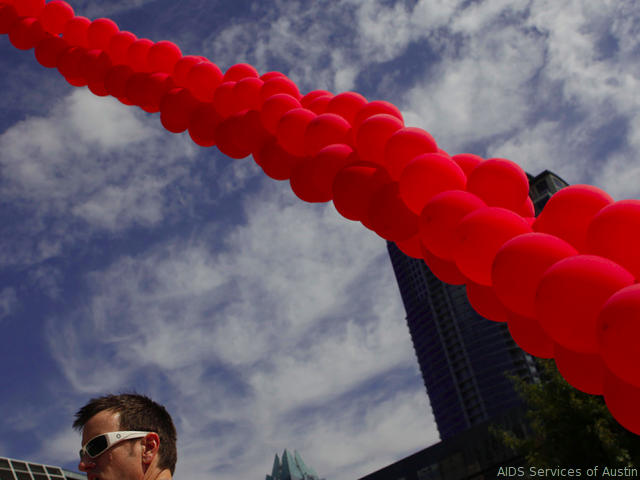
[{"x1": 494, "y1": 359, "x2": 640, "y2": 471}]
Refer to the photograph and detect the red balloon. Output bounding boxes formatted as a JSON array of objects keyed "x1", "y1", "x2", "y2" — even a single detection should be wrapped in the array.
[
  {"x1": 596, "y1": 284, "x2": 640, "y2": 388},
  {"x1": 355, "y1": 114, "x2": 403, "y2": 166},
  {"x1": 79, "y1": 49, "x2": 111, "y2": 83},
  {"x1": 301, "y1": 90, "x2": 333, "y2": 107},
  {"x1": 454, "y1": 207, "x2": 532, "y2": 286},
  {"x1": 187, "y1": 103, "x2": 222, "y2": 147},
  {"x1": 233, "y1": 109, "x2": 270, "y2": 154},
  {"x1": 12, "y1": 0, "x2": 44, "y2": 17},
  {"x1": 34, "y1": 34, "x2": 68, "y2": 68},
  {"x1": 223, "y1": 63, "x2": 258, "y2": 82},
  {"x1": 57, "y1": 46, "x2": 86, "y2": 80},
  {"x1": 171, "y1": 55, "x2": 203, "y2": 87},
  {"x1": 421, "y1": 246, "x2": 467, "y2": 285},
  {"x1": 187, "y1": 62, "x2": 224, "y2": 103},
  {"x1": 140, "y1": 73, "x2": 175, "y2": 113},
  {"x1": 87, "y1": 18, "x2": 118, "y2": 50},
  {"x1": 535, "y1": 255, "x2": 634, "y2": 353},
  {"x1": 515, "y1": 196, "x2": 535, "y2": 218},
  {"x1": 383, "y1": 127, "x2": 439, "y2": 180},
  {"x1": 290, "y1": 144, "x2": 354, "y2": 202},
  {"x1": 9, "y1": 17, "x2": 45, "y2": 51},
  {"x1": 260, "y1": 93, "x2": 302, "y2": 134},
  {"x1": 352, "y1": 100, "x2": 404, "y2": 138},
  {"x1": 127, "y1": 38, "x2": 154, "y2": 73},
  {"x1": 326, "y1": 92, "x2": 367, "y2": 125},
  {"x1": 38, "y1": 0, "x2": 73, "y2": 35},
  {"x1": 418, "y1": 190, "x2": 486, "y2": 260},
  {"x1": 215, "y1": 112, "x2": 252, "y2": 159},
  {"x1": 332, "y1": 163, "x2": 390, "y2": 221},
  {"x1": 303, "y1": 113, "x2": 352, "y2": 156},
  {"x1": 125, "y1": 72, "x2": 149, "y2": 107},
  {"x1": 159, "y1": 88, "x2": 199, "y2": 134},
  {"x1": 506, "y1": 312, "x2": 554, "y2": 358},
  {"x1": 104, "y1": 64, "x2": 134, "y2": 99},
  {"x1": 492, "y1": 233, "x2": 578, "y2": 318},
  {"x1": 533, "y1": 184, "x2": 613, "y2": 252},
  {"x1": 365, "y1": 182, "x2": 419, "y2": 242},
  {"x1": 259, "y1": 71, "x2": 286, "y2": 82},
  {"x1": 233, "y1": 77, "x2": 264, "y2": 112},
  {"x1": 260, "y1": 76, "x2": 301, "y2": 103},
  {"x1": 603, "y1": 370, "x2": 640, "y2": 435},
  {"x1": 306, "y1": 95, "x2": 332, "y2": 115},
  {"x1": 587, "y1": 200, "x2": 640, "y2": 280},
  {"x1": 554, "y1": 343, "x2": 604, "y2": 395},
  {"x1": 466, "y1": 281, "x2": 509, "y2": 323},
  {"x1": 0, "y1": 4, "x2": 19, "y2": 35},
  {"x1": 62, "y1": 16, "x2": 90, "y2": 47},
  {"x1": 399, "y1": 153, "x2": 466, "y2": 215},
  {"x1": 452, "y1": 153, "x2": 483, "y2": 177},
  {"x1": 212, "y1": 81, "x2": 238, "y2": 117},
  {"x1": 107, "y1": 31, "x2": 136, "y2": 65},
  {"x1": 276, "y1": 108, "x2": 317, "y2": 157},
  {"x1": 466, "y1": 158, "x2": 529, "y2": 212},
  {"x1": 147, "y1": 40, "x2": 182, "y2": 75},
  {"x1": 395, "y1": 234, "x2": 423, "y2": 259},
  {"x1": 254, "y1": 138, "x2": 304, "y2": 181}
]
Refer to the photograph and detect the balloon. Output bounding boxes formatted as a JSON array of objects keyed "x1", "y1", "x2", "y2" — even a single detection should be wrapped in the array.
[
  {"x1": 596, "y1": 284, "x2": 640, "y2": 388},
  {"x1": 306, "y1": 95, "x2": 332, "y2": 115},
  {"x1": 355, "y1": 114, "x2": 403, "y2": 166},
  {"x1": 187, "y1": 62, "x2": 224, "y2": 103},
  {"x1": 57, "y1": 46, "x2": 86, "y2": 80},
  {"x1": 352, "y1": 100, "x2": 404, "y2": 137},
  {"x1": 159, "y1": 87, "x2": 199, "y2": 134},
  {"x1": 187, "y1": 103, "x2": 222, "y2": 147},
  {"x1": 326, "y1": 92, "x2": 367, "y2": 125},
  {"x1": 301, "y1": 90, "x2": 333, "y2": 107},
  {"x1": 587, "y1": 199, "x2": 640, "y2": 280},
  {"x1": 332, "y1": 163, "x2": 390, "y2": 221},
  {"x1": 260, "y1": 93, "x2": 302, "y2": 134},
  {"x1": 289, "y1": 144, "x2": 354, "y2": 202},
  {"x1": 259, "y1": 71, "x2": 286, "y2": 82},
  {"x1": 303, "y1": 113, "x2": 352, "y2": 156},
  {"x1": 554, "y1": 343, "x2": 604, "y2": 395},
  {"x1": 0, "y1": 4, "x2": 19, "y2": 35},
  {"x1": 127, "y1": 38, "x2": 153, "y2": 72},
  {"x1": 365, "y1": 182, "x2": 419, "y2": 242},
  {"x1": 535, "y1": 255, "x2": 634, "y2": 353},
  {"x1": 516, "y1": 196, "x2": 535, "y2": 218},
  {"x1": 147, "y1": 40, "x2": 182, "y2": 75},
  {"x1": 9, "y1": 17, "x2": 45, "y2": 51},
  {"x1": 466, "y1": 281, "x2": 509, "y2": 323},
  {"x1": 253, "y1": 138, "x2": 304, "y2": 181},
  {"x1": 452, "y1": 153, "x2": 483, "y2": 177},
  {"x1": 138, "y1": 73, "x2": 174, "y2": 113},
  {"x1": 398, "y1": 153, "x2": 466, "y2": 215},
  {"x1": 62, "y1": 16, "x2": 90, "y2": 47},
  {"x1": 418, "y1": 190, "x2": 486, "y2": 260},
  {"x1": 212, "y1": 81, "x2": 238, "y2": 117},
  {"x1": 214, "y1": 112, "x2": 252, "y2": 159},
  {"x1": 506, "y1": 312, "x2": 554, "y2": 358},
  {"x1": 395, "y1": 234, "x2": 423, "y2": 259},
  {"x1": 34, "y1": 34, "x2": 68, "y2": 68},
  {"x1": 104, "y1": 64, "x2": 134, "y2": 99},
  {"x1": 276, "y1": 108, "x2": 317, "y2": 157},
  {"x1": 12, "y1": 0, "x2": 44, "y2": 17},
  {"x1": 171, "y1": 55, "x2": 204, "y2": 87},
  {"x1": 107, "y1": 31, "x2": 137, "y2": 65},
  {"x1": 466, "y1": 158, "x2": 529, "y2": 212},
  {"x1": 603, "y1": 371, "x2": 640, "y2": 435},
  {"x1": 492, "y1": 233, "x2": 578, "y2": 318},
  {"x1": 223, "y1": 63, "x2": 258, "y2": 82},
  {"x1": 383, "y1": 127, "x2": 439, "y2": 180},
  {"x1": 79, "y1": 49, "x2": 112, "y2": 97},
  {"x1": 454, "y1": 207, "x2": 532, "y2": 286},
  {"x1": 233, "y1": 109, "x2": 270, "y2": 155},
  {"x1": 87, "y1": 18, "x2": 118, "y2": 51},
  {"x1": 260, "y1": 76, "x2": 301, "y2": 103},
  {"x1": 421, "y1": 246, "x2": 467, "y2": 285},
  {"x1": 233, "y1": 77, "x2": 264, "y2": 111},
  {"x1": 38, "y1": 0, "x2": 74, "y2": 35},
  {"x1": 533, "y1": 184, "x2": 613, "y2": 252}
]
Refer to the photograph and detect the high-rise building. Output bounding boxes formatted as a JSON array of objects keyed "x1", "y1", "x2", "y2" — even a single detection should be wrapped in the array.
[
  {"x1": 387, "y1": 170, "x2": 568, "y2": 440},
  {"x1": 0, "y1": 457, "x2": 84, "y2": 480},
  {"x1": 265, "y1": 450, "x2": 324, "y2": 480}
]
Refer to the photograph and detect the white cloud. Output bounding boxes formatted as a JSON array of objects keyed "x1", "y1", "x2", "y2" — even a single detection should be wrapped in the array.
[{"x1": 0, "y1": 287, "x2": 17, "y2": 323}]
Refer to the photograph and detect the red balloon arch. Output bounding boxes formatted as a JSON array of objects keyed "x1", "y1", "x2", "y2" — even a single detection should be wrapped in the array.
[{"x1": 2, "y1": 0, "x2": 640, "y2": 435}]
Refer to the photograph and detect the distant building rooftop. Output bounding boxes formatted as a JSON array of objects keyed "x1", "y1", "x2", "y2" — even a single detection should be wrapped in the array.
[
  {"x1": 0, "y1": 457, "x2": 85, "y2": 480},
  {"x1": 266, "y1": 450, "x2": 325, "y2": 480}
]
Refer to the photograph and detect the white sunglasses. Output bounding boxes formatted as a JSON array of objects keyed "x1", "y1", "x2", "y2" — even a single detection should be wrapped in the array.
[{"x1": 79, "y1": 431, "x2": 152, "y2": 460}]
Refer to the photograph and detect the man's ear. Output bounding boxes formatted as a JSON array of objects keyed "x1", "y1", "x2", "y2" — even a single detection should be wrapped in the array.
[{"x1": 141, "y1": 433, "x2": 161, "y2": 465}]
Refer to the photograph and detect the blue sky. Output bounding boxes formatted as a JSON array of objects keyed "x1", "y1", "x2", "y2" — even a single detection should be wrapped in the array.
[{"x1": 1, "y1": 1, "x2": 639, "y2": 479}]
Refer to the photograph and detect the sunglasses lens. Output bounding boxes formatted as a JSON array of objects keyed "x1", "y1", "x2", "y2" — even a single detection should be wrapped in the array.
[{"x1": 86, "y1": 435, "x2": 109, "y2": 457}]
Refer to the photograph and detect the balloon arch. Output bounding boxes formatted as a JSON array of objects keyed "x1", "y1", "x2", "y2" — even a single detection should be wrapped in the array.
[{"x1": 2, "y1": 0, "x2": 640, "y2": 435}]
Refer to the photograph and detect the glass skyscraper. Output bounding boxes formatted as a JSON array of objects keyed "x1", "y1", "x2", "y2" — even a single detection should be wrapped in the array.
[{"x1": 387, "y1": 170, "x2": 568, "y2": 440}]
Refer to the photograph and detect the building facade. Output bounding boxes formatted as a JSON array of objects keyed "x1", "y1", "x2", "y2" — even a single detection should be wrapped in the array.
[
  {"x1": 0, "y1": 457, "x2": 84, "y2": 480},
  {"x1": 266, "y1": 450, "x2": 324, "y2": 480}
]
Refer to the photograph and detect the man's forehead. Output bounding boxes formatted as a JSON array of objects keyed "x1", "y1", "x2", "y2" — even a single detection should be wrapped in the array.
[{"x1": 82, "y1": 410, "x2": 121, "y2": 441}]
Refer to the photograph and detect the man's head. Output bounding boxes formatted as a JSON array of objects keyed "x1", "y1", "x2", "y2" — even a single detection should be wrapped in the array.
[{"x1": 73, "y1": 393, "x2": 177, "y2": 479}]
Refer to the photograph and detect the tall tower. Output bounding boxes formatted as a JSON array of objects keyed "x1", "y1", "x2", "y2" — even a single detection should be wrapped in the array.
[
  {"x1": 265, "y1": 450, "x2": 324, "y2": 480},
  {"x1": 387, "y1": 170, "x2": 568, "y2": 440}
]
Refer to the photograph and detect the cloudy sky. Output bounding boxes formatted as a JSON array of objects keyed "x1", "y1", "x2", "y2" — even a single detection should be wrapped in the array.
[{"x1": 1, "y1": 1, "x2": 640, "y2": 479}]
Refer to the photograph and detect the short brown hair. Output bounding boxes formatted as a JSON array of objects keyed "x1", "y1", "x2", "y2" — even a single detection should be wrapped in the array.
[{"x1": 73, "y1": 393, "x2": 177, "y2": 474}]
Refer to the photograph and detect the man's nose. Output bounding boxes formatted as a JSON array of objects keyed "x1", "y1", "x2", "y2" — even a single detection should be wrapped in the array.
[{"x1": 78, "y1": 457, "x2": 96, "y2": 472}]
